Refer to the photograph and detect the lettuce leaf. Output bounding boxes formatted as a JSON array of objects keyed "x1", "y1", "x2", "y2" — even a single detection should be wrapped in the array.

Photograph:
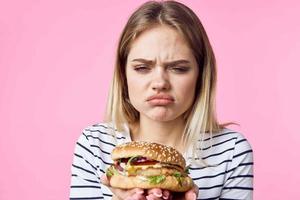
[
  {"x1": 184, "y1": 164, "x2": 190, "y2": 174},
  {"x1": 126, "y1": 156, "x2": 139, "y2": 168},
  {"x1": 173, "y1": 171, "x2": 184, "y2": 187},
  {"x1": 148, "y1": 175, "x2": 166, "y2": 184},
  {"x1": 105, "y1": 166, "x2": 118, "y2": 177}
]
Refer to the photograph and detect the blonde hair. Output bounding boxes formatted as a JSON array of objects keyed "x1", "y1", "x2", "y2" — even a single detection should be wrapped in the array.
[{"x1": 104, "y1": 0, "x2": 239, "y2": 165}]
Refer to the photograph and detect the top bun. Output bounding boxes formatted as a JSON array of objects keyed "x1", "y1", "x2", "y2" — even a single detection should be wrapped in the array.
[{"x1": 111, "y1": 141, "x2": 186, "y2": 170}]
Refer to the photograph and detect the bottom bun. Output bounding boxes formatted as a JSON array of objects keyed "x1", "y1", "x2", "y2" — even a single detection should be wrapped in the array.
[{"x1": 109, "y1": 175, "x2": 194, "y2": 192}]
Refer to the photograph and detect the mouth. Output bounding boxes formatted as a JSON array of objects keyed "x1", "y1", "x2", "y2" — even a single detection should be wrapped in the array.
[
  {"x1": 147, "y1": 98, "x2": 174, "y2": 106},
  {"x1": 146, "y1": 94, "x2": 174, "y2": 106}
]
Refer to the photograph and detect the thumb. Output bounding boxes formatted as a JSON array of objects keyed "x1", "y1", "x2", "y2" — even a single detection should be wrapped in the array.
[
  {"x1": 100, "y1": 174, "x2": 110, "y2": 187},
  {"x1": 185, "y1": 192, "x2": 197, "y2": 200},
  {"x1": 185, "y1": 184, "x2": 198, "y2": 200}
]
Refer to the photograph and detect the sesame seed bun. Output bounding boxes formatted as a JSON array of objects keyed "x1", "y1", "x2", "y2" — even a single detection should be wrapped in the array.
[{"x1": 111, "y1": 141, "x2": 186, "y2": 170}]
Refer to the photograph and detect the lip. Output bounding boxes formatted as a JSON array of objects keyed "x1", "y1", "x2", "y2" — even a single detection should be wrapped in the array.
[
  {"x1": 146, "y1": 94, "x2": 174, "y2": 101},
  {"x1": 146, "y1": 94, "x2": 174, "y2": 106}
]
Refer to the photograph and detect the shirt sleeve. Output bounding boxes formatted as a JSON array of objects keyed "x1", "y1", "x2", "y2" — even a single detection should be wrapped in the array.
[
  {"x1": 70, "y1": 130, "x2": 104, "y2": 200},
  {"x1": 220, "y1": 133, "x2": 254, "y2": 200}
]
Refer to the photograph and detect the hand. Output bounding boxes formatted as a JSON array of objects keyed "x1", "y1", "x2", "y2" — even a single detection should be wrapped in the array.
[
  {"x1": 100, "y1": 174, "x2": 146, "y2": 200},
  {"x1": 146, "y1": 184, "x2": 199, "y2": 200},
  {"x1": 146, "y1": 188, "x2": 172, "y2": 200}
]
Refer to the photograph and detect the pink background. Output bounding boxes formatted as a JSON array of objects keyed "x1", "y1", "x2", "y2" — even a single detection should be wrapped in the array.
[{"x1": 1, "y1": 0, "x2": 299, "y2": 199}]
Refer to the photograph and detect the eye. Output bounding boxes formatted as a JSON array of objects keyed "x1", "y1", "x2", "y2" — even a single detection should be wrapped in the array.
[
  {"x1": 133, "y1": 64, "x2": 151, "y2": 73},
  {"x1": 169, "y1": 66, "x2": 191, "y2": 73}
]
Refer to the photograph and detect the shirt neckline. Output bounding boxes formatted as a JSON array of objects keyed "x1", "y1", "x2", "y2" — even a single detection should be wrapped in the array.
[{"x1": 121, "y1": 122, "x2": 192, "y2": 164}]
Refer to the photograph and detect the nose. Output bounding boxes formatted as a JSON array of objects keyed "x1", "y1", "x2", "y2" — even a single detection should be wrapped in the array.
[{"x1": 151, "y1": 67, "x2": 170, "y2": 91}]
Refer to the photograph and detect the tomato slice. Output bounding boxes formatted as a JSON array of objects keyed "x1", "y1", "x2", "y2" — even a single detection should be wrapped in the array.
[
  {"x1": 131, "y1": 160, "x2": 159, "y2": 165},
  {"x1": 119, "y1": 156, "x2": 159, "y2": 166}
]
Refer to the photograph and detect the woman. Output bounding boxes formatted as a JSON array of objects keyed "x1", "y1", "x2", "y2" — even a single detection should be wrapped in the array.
[{"x1": 70, "y1": 1, "x2": 253, "y2": 200}]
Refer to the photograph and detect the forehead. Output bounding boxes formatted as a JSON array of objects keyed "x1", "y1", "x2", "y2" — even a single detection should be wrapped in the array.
[{"x1": 127, "y1": 25, "x2": 193, "y2": 61}]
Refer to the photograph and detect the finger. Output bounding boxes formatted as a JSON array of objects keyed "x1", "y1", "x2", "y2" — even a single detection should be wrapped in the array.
[
  {"x1": 147, "y1": 188, "x2": 163, "y2": 198},
  {"x1": 185, "y1": 192, "x2": 196, "y2": 200},
  {"x1": 147, "y1": 193, "x2": 164, "y2": 200},
  {"x1": 184, "y1": 184, "x2": 199, "y2": 200},
  {"x1": 192, "y1": 183, "x2": 199, "y2": 197},
  {"x1": 130, "y1": 193, "x2": 147, "y2": 200},
  {"x1": 115, "y1": 188, "x2": 144, "y2": 200},
  {"x1": 100, "y1": 174, "x2": 110, "y2": 186},
  {"x1": 146, "y1": 194, "x2": 158, "y2": 200},
  {"x1": 162, "y1": 190, "x2": 171, "y2": 200}
]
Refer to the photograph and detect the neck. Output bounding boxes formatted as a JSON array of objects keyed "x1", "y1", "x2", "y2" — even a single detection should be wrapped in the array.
[{"x1": 129, "y1": 116, "x2": 186, "y2": 154}]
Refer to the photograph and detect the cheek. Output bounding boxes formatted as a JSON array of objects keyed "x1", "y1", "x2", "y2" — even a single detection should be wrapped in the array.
[
  {"x1": 127, "y1": 75, "x2": 145, "y2": 99},
  {"x1": 127, "y1": 80, "x2": 137, "y2": 98},
  {"x1": 176, "y1": 77, "x2": 198, "y2": 100}
]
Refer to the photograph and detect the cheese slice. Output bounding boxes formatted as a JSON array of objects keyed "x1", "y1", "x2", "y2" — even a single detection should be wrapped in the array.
[{"x1": 126, "y1": 163, "x2": 162, "y2": 171}]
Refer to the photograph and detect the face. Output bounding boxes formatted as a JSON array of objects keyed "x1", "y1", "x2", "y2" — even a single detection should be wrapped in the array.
[{"x1": 126, "y1": 25, "x2": 199, "y2": 122}]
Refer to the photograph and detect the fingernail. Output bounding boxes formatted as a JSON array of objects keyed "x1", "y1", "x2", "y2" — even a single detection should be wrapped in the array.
[
  {"x1": 162, "y1": 190, "x2": 169, "y2": 199},
  {"x1": 136, "y1": 190, "x2": 144, "y2": 194},
  {"x1": 154, "y1": 192, "x2": 162, "y2": 197}
]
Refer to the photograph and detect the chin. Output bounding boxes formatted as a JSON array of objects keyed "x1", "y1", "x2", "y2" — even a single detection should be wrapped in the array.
[{"x1": 151, "y1": 114, "x2": 181, "y2": 122}]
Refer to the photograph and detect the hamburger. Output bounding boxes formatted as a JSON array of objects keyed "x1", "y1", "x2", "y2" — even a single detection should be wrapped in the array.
[{"x1": 105, "y1": 141, "x2": 193, "y2": 192}]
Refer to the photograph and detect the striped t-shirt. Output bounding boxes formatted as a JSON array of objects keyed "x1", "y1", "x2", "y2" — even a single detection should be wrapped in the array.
[{"x1": 70, "y1": 123, "x2": 253, "y2": 200}]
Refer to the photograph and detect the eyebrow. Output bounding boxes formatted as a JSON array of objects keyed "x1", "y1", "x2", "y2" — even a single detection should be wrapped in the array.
[{"x1": 131, "y1": 58, "x2": 190, "y2": 66}]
